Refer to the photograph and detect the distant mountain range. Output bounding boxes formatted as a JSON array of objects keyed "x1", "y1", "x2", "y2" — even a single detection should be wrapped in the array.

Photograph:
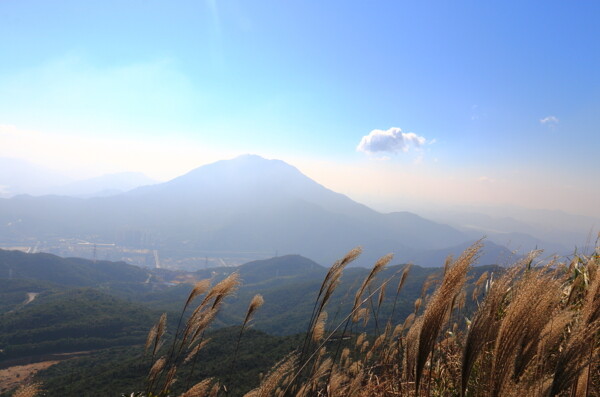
[
  {"x1": 0, "y1": 157, "x2": 73, "y2": 197},
  {"x1": 0, "y1": 155, "x2": 516, "y2": 266},
  {"x1": 417, "y1": 206, "x2": 599, "y2": 254},
  {"x1": 46, "y1": 171, "x2": 157, "y2": 197},
  {"x1": 0, "y1": 157, "x2": 156, "y2": 198}
]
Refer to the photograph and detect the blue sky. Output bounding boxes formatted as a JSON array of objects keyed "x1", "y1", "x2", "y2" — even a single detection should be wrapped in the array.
[{"x1": 1, "y1": 1, "x2": 599, "y2": 216}]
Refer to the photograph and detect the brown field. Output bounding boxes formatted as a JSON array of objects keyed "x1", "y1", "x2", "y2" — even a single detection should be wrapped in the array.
[
  {"x1": 0, "y1": 351, "x2": 94, "y2": 395},
  {"x1": 0, "y1": 361, "x2": 59, "y2": 394}
]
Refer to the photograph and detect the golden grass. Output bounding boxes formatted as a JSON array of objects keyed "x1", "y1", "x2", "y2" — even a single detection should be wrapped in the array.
[
  {"x1": 180, "y1": 378, "x2": 215, "y2": 397},
  {"x1": 139, "y1": 240, "x2": 600, "y2": 397}
]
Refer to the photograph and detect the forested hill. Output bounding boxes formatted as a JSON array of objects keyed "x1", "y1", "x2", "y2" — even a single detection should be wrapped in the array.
[
  {"x1": 0, "y1": 249, "x2": 501, "y2": 395},
  {"x1": 0, "y1": 249, "x2": 149, "y2": 286},
  {"x1": 0, "y1": 288, "x2": 157, "y2": 361}
]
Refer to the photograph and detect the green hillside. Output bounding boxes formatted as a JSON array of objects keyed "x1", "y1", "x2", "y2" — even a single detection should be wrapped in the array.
[
  {"x1": 0, "y1": 278, "x2": 60, "y2": 314},
  {"x1": 0, "y1": 288, "x2": 157, "y2": 361},
  {"x1": 126, "y1": 254, "x2": 496, "y2": 335},
  {"x1": 34, "y1": 327, "x2": 302, "y2": 397},
  {"x1": 0, "y1": 249, "x2": 149, "y2": 287},
  {"x1": 0, "y1": 249, "x2": 496, "y2": 394}
]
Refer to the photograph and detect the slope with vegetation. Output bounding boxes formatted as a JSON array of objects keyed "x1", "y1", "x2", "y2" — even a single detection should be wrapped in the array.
[
  {"x1": 79, "y1": 244, "x2": 600, "y2": 397},
  {"x1": 121, "y1": 242, "x2": 600, "y2": 396},
  {"x1": 0, "y1": 249, "x2": 149, "y2": 287},
  {"x1": 0, "y1": 288, "x2": 157, "y2": 361},
  {"x1": 4, "y1": 241, "x2": 599, "y2": 396},
  {"x1": 33, "y1": 328, "x2": 302, "y2": 397},
  {"x1": 0, "y1": 250, "x2": 161, "y2": 368}
]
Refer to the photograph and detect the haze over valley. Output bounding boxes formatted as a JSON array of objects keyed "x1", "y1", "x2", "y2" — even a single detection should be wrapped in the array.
[{"x1": 2, "y1": 154, "x2": 593, "y2": 271}]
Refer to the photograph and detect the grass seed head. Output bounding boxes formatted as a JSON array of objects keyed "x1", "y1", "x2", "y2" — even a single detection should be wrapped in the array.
[{"x1": 180, "y1": 378, "x2": 214, "y2": 397}]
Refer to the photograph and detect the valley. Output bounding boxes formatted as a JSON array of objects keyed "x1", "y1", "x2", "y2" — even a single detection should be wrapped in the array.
[{"x1": 0, "y1": 246, "x2": 496, "y2": 395}]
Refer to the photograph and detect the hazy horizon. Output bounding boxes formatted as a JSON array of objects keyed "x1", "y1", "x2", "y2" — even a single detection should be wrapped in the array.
[
  {"x1": 1, "y1": 1, "x2": 599, "y2": 218},
  {"x1": 3, "y1": 154, "x2": 600, "y2": 226}
]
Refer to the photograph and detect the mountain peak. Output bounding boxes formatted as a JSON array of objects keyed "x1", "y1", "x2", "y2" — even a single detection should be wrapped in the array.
[
  {"x1": 151, "y1": 154, "x2": 311, "y2": 198},
  {"x1": 209, "y1": 154, "x2": 298, "y2": 173},
  {"x1": 231, "y1": 153, "x2": 269, "y2": 162}
]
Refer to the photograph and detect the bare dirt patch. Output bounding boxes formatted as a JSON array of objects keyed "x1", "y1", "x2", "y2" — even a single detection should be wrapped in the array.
[
  {"x1": 0, "y1": 351, "x2": 94, "y2": 393},
  {"x1": 23, "y1": 292, "x2": 39, "y2": 305},
  {"x1": 0, "y1": 360, "x2": 59, "y2": 394}
]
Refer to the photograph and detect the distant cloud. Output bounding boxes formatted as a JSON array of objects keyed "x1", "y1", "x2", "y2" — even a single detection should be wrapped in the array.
[
  {"x1": 540, "y1": 116, "x2": 559, "y2": 125},
  {"x1": 357, "y1": 127, "x2": 427, "y2": 155},
  {"x1": 477, "y1": 176, "x2": 495, "y2": 183}
]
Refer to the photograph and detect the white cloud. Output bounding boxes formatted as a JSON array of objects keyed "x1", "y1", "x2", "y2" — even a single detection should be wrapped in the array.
[
  {"x1": 477, "y1": 176, "x2": 495, "y2": 183},
  {"x1": 540, "y1": 116, "x2": 559, "y2": 125},
  {"x1": 356, "y1": 127, "x2": 427, "y2": 154}
]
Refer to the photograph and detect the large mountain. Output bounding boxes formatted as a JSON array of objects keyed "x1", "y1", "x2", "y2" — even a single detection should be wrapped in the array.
[{"x1": 0, "y1": 155, "x2": 482, "y2": 265}]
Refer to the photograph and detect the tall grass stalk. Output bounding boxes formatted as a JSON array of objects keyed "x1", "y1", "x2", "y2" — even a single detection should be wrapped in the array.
[{"x1": 137, "y1": 241, "x2": 600, "y2": 397}]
